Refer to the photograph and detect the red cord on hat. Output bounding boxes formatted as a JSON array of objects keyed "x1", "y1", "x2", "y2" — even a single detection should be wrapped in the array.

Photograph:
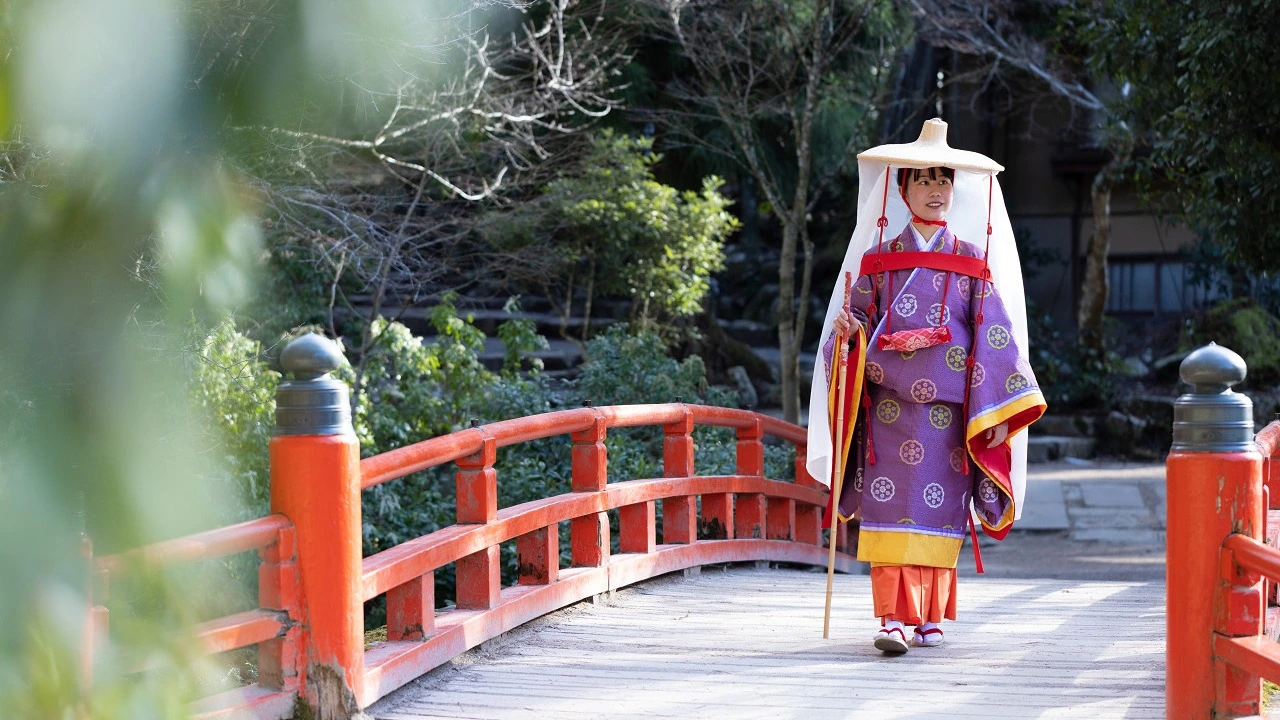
[{"x1": 911, "y1": 214, "x2": 947, "y2": 227}]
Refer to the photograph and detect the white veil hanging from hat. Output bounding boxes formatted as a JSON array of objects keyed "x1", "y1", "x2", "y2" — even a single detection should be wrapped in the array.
[{"x1": 804, "y1": 120, "x2": 1032, "y2": 521}]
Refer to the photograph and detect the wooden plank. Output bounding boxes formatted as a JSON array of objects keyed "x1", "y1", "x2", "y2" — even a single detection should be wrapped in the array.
[
  {"x1": 368, "y1": 568, "x2": 1166, "y2": 719},
  {"x1": 362, "y1": 542, "x2": 859, "y2": 706}
]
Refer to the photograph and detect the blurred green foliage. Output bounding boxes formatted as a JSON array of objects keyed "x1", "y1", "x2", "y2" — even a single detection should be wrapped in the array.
[{"x1": 0, "y1": 0, "x2": 551, "y2": 715}]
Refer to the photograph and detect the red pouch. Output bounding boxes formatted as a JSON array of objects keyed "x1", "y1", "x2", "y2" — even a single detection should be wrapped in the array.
[{"x1": 876, "y1": 326, "x2": 952, "y2": 352}]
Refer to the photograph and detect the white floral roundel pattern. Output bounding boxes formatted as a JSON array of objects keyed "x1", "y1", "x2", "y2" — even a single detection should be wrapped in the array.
[
  {"x1": 928, "y1": 303, "x2": 952, "y2": 327},
  {"x1": 870, "y1": 476, "x2": 895, "y2": 502},
  {"x1": 923, "y1": 482, "x2": 945, "y2": 509},
  {"x1": 949, "y1": 447, "x2": 966, "y2": 473},
  {"x1": 853, "y1": 468, "x2": 864, "y2": 493},
  {"x1": 957, "y1": 276, "x2": 971, "y2": 297},
  {"x1": 932, "y1": 272, "x2": 946, "y2": 291},
  {"x1": 979, "y1": 477, "x2": 999, "y2": 503},
  {"x1": 895, "y1": 293, "x2": 918, "y2": 318}
]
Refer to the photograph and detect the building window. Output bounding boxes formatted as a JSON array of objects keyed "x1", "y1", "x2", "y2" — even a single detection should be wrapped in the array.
[{"x1": 1106, "y1": 257, "x2": 1218, "y2": 314}]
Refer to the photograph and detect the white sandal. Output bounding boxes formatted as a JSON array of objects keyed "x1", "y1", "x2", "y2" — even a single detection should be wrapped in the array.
[
  {"x1": 912, "y1": 626, "x2": 944, "y2": 647},
  {"x1": 873, "y1": 626, "x2": 910, "y2": 654}
]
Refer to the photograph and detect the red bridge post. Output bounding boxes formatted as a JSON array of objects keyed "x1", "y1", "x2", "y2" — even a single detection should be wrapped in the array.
[
  {"x1": 571, "y1": 410, "x2": 610, "y2": 566},
  {"x1": 1166, "y1": 343, "x2": 1263, "y2": 719},
  {"x1": 456, "y1": 431, "x2": 501, "y2": 608},
  {"x1": 663, "y1": 406, "x2": 698, "y2": 544},
  {"x1": 270, "y1": 334, "x2": 365, "y2": 718}
]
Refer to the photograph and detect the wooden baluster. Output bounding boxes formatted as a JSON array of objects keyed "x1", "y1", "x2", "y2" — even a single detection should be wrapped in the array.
[
  {"x1": 258, "y1": 526, "x2": 305, "y2": 690},
  {"x1": 386, "y1": 573, "x2": 434, "y2": 641},
  {"x1": 766, "y1": 498, "x2": 795, "y2": 541},
  {"x1": 517, "y1": 527, "x2": 559, "y2": 585},
  {"x1": 735, "y1": 492, "x2": 766, "y2": 540},
  {"x1": 619, "y1": 502, "x2": 656, "y2": 553},
  {"x1": 700, "y1": 493, "x2": 733, "y2": 540},
  {"x1": 663, "y1": 408, "x2": 697, "y2": 544},
  {"x1": 455, "y1": 431, "x2": 500, "y2": 609},
  {"x1": 734, "y1": 416, "x2": 766, "y2": 540},
  {"x1": 571, "y1": 412, "x2": 610, "y2": 566},
  {"x1": 794, "y1": 448, "x2": 821, "y2": 546},
  {"x1": 735, "y1": 418, "x2": 764, "y2": 476}
]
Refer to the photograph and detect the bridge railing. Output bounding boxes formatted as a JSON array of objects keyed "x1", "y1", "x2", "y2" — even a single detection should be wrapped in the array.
[
  {"x1": 86, "y1": 334, "x2": 851, "y2": 719},
  {"x1": 356, "y1": 403, "x2": 852, "y2": 706},
  {"x1": 91, "y1": 515, "x2": 303, "y2": 720},
  {"x1": 1167, "y1": 343, "x2": 1277, "y2": 719}
]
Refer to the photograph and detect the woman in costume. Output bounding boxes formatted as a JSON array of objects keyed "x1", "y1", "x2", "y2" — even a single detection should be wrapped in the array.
[{"x1": 807, "y1": 118, "x2": 1046, "y2": 654}]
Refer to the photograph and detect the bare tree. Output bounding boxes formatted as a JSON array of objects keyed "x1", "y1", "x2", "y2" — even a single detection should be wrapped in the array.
[
  {"x1": 633, "y1": 0, "x2": 909, "y2": 423},
  {"x1": 225, "y1": 0, "x2": 629, "y2": 398},
  {"x1": 904, "y1": 0, "x2": 1131, "y2": 352}
]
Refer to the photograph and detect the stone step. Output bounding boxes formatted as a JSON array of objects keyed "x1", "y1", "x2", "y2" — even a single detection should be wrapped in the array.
[
  {"x1": 473, "y1": 337, "x2": 583, "y2": 373},
  {"x1": 1026, "y1": 435, "x2": 1096, "y2": 463}
]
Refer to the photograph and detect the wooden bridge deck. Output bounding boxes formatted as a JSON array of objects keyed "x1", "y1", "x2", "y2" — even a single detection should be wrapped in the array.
[{"x1": 368, "y1": 566, "x2": 1165, "y2": 719}]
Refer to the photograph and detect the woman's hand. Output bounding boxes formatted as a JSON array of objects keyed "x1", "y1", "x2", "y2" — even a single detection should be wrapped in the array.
[
  {"x1": 984, "y1": 422, "x2": 1009, "y2": 449},
  {"x1": 832, "y1": 309, "x2": 855, "y2": 337}
]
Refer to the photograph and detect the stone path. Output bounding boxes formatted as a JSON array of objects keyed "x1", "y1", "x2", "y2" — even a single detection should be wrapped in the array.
[
  {"x1": 968, "y1": 461, "x2": 1167, "y2": 583},
  {"x1": 1021, "y1": 461, "x2": 1166, "y2": 544}
]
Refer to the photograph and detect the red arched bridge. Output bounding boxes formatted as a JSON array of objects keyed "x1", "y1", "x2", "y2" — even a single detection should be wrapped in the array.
[{"x1": 82, "y1": 337, "x2": 1280, "y2": 719}]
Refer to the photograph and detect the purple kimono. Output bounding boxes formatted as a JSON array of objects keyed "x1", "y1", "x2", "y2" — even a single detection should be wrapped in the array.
[{"x1": 823, "y1": 225, "x2": 1046, "y2": 569}]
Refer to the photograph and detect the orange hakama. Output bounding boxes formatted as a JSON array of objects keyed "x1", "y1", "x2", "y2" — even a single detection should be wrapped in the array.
[{"x1": 871, "y1": 564, "x2": 957, "y2": 625}]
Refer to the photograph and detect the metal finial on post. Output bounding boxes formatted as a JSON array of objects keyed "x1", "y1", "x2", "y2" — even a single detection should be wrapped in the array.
[
  {"x1": 275, "y1": 333, "x2": 353, "y2": 436},
  {"x1": 1172, "y1": 342, "x2": 1253, "y2": 452}
]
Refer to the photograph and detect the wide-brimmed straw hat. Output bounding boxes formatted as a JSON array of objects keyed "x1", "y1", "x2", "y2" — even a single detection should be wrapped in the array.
[{"x1": 857, "y1": 118, "x2": 1003, "y2": 174}]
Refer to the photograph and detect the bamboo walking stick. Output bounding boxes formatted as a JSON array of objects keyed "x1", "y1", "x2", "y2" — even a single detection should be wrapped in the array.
[{"x1": 823, "y1": 271, "x2": 854, "y2": 640}]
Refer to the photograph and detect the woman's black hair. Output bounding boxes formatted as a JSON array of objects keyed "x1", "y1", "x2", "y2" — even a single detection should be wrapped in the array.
[{"x1": 897, "y1": 166, "x2": 954, "y2": 191}]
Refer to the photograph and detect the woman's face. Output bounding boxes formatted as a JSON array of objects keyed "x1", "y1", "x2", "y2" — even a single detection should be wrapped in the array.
[{"x1": 903, "y1": 167, "x2": 953, "y2": 222}]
